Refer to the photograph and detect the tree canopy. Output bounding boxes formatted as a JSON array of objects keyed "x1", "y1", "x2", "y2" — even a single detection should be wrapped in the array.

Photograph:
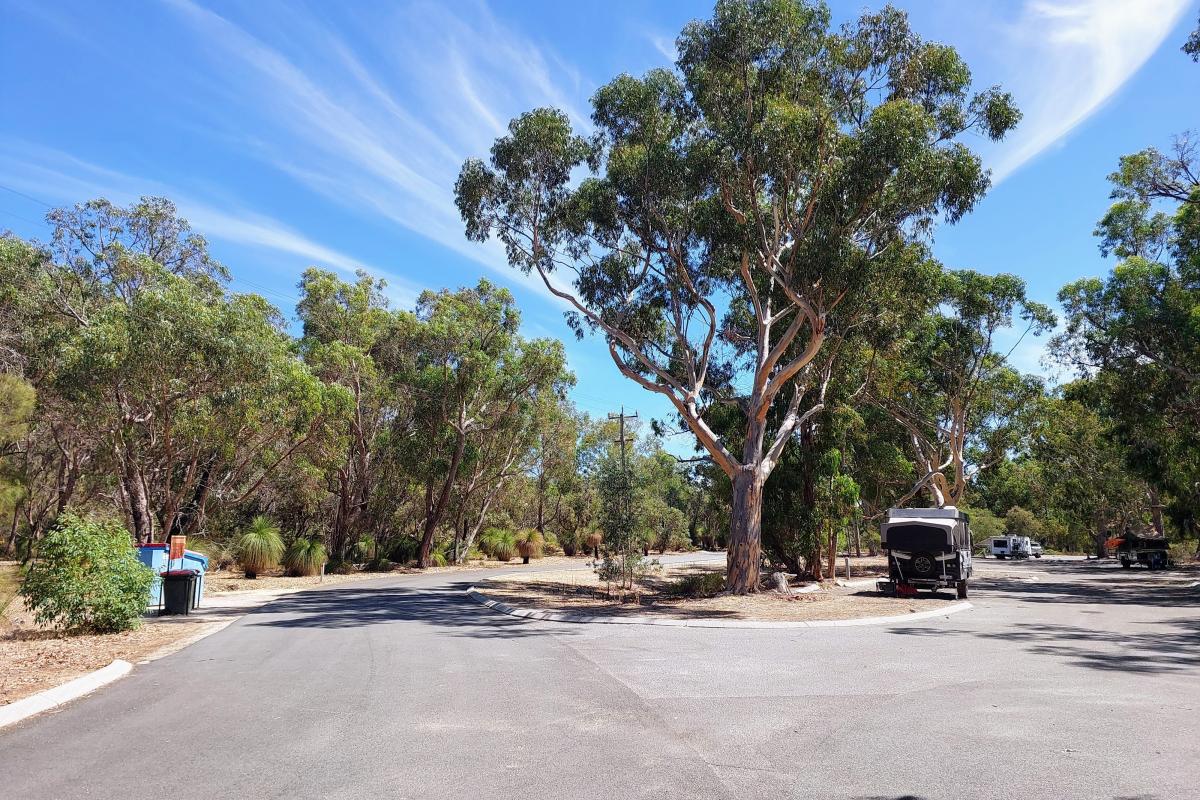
[{"x1": 456, "y1": 0, "x2": 1019, "y2": 591}]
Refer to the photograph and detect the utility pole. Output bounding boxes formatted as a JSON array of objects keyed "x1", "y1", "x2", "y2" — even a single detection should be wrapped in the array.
[
  {"x1": 608, "y1": 406, "x2": 637, "y2": 472},
  {"x1": 608, "y1": 406, "x2": 638, "y2": 585}
]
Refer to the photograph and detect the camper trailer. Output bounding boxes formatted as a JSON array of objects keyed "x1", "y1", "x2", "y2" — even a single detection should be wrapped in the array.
[
  {"x1": 877, "y1": 507, "x2": 973, "y2": 599},
  {"x1": 987, "y1": 535, "x2": 1032, "y2": 559}
]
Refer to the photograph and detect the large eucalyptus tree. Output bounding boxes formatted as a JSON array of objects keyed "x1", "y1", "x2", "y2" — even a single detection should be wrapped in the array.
[{"x1": 456, "y1": 0, "x2": 1018, "y2": 591}]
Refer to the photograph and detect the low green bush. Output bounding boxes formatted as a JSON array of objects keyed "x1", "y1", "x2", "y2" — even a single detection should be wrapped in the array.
[
  {"x1": 363, "y1": 557, "x2": 393, "y2": 572},
  {"x1": 1169, "y1": 541, "x2": 1198, "y2": 564},
  {"x1": 349, "y1": 537, "x2": 376, "y2": 563},
  {"x1": 326, "y1": 559, "x2": 357, "y2": 575},
  {"x1": 283, "y1": 538, "x2": 327, "y2": 577},
  {"x1": 480, "y1": 528, "x2": 517, "y2": 562},
  {"x1": 667, "y1": 571, "x2": 725, "y2": 598},
  {"x1": 237, "y1": 516, "x2": 284, "y2": 578},
  {"x1": 20, "y1": 513, "x2": 153, "y2": 632},
  {"x1": 388, "y1": 537, "x2": 420, "y2": 564}
]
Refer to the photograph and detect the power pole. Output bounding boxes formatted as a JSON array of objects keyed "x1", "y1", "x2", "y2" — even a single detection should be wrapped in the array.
[
  {"x1": 608, "y1": 406, "x2": 638, "y2": 583},
  {"x1": 608, "y1": 406, "x2": 637, "y2": 472}
]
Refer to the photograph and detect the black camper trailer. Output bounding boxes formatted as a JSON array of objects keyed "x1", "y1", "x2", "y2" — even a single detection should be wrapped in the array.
[{"x1": 877, "y1": 507, "x2": 973, "y2": 599}]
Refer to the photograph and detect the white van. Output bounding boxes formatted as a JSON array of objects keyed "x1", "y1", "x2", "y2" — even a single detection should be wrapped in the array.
[{"x1": 988, "y1": 535, "x2": 1031, "y2": 559}]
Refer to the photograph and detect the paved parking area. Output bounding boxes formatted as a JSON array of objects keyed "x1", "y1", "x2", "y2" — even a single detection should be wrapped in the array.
[{"x1": 2, "y1": 556, "x2": 1196, "y2": 799}]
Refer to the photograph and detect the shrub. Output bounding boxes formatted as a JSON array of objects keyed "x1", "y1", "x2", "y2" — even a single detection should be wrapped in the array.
[
  {"x1": 283, "y1": 538, "x2": 327, "y2": 577},
  {"x1": 388, "y1": 537, "x2": 420, "y2": 564},
  {"x1": 480, "y1": 528, "x2": 517, "y2": 562},
  {"x1": 364, "y1": 557, "x2": 394, "y2": 572},
  {"x1": 559, "y1": 530, "x2": 579, "y2": 556},
  {"x1": 187, "y1": 538, "x2": 236, "y2": 571},
  {"x1": 350, "y1": 537, "x2": 376, "y2": 562},
  {"x1": 541, "y1": 530, "x2": 560, "y2": 555},
  {"x1": 427, "y1": 549, "x2": 448, "y2": 567},
  {"x1": 515, "y1": 529, "x2": 544, "y2": 563},
  {"x1": 20, "y1": 513, "x2": 153, "y2": 632},
  {"x1": 668, "y1": 571, "x2": 725, "y2": 598},
  {"x1": 327, "y1": 559, "x2": 357, "y2": 575},
  {"x1": 237, "y1": 516, "x2": 284, "y2": 578}
]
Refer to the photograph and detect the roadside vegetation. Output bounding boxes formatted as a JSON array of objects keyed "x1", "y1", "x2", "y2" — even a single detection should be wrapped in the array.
[{"x1": 0, "y1": 0, "x2": 1194, "y2": 618}]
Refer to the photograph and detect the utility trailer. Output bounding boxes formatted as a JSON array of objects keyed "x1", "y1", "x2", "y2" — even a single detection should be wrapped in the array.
[
  {"x1": 1106, "y1": 532, "x2": 1173, "y2": 570},
  {"x1": 877, "y1": 507, "x2": 973, "y2": 599}
]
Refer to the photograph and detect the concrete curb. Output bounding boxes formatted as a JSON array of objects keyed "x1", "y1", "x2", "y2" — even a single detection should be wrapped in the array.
[
  {"x1": 466, "y1": 587, "x2": 972, "y2": 629},
  {"x1": 0, "y1": 659, "x2": 132, "y2": 729}
]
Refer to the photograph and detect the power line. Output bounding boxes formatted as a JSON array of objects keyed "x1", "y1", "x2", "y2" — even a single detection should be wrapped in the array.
[{"x1": 0, "y1": 184, "x2": 51, "y2": 208}]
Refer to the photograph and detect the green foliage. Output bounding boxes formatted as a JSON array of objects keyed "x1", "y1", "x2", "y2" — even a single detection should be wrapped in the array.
[
  {"x1": 349, "y1": 537, "x2": 376, "y2": 563},
  {"x1": 237, "y1": 516, "x2": 284, "y2": 577},
  {"x1": 283, "y1": 538, "x2": 327, "y2": 577},
  {"x1": 479, "y1": 528, "x2": 517, "y2": 562},
  {"x1": 668, "y1": 571, "x2": 725, "y2": 598},
  {"x1": 962, "y1": 506, "x2": 1003, "y2": 543},
  {"x1": 1004, "y1": 506, "x2": 1042, "y2": 539},
  {"x1": 457, "y1": 0, "x2": 1018, "y2": 592},
  {"x1": 388, "y1": 538, "x2": 420, "y2": 564},
  {"x1": 0, "y1": 374, "x2": 34, "y2": 533},
  {"x1": 20, "y1": 513, "x2": 152, "y2": 632}
]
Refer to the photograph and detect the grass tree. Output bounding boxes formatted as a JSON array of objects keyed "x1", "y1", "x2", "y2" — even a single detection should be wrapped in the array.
[
  {"x1": 457, "y1": 0, "x2": 1019, "y2": 591},
  {"x1": 283, "y1": 538, "x2": 327, "y2": 577},
  {"x1": 237, "y1": 515, "x2": 284, "y2": 579}
]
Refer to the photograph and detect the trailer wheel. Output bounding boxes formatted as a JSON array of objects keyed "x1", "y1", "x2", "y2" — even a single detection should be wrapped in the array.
[
  {"x1": 1120, "y1": 557, "x2": 1131, "y2": 569},
  {"x1": 956, "y1": 580, "x2": 968, "y2": 599}
]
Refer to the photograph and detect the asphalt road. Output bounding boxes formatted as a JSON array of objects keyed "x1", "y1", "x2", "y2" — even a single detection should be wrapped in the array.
[{"x1": 3, "y1": 555, "x2": 1197, "y2": 800}]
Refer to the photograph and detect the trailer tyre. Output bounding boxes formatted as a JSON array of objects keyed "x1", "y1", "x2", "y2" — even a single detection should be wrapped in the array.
[
  {"x1": 1120, "y1": 557, "x2": 1131, "y2": 569},
  {"x1": 912, "y1": 552, "x2": 937, "y2": 578},
  {"x1": 956, "y1": 580, "x2": 968, "y2": 599}
]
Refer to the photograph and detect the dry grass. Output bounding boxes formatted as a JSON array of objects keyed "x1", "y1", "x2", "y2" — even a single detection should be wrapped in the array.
[{"x1": 480, "y1": 562, "x2": 956, "y2": 622}]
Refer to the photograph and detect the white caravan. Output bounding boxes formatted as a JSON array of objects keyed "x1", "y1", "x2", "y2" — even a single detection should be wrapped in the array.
[{"x1": 987, "y1": 535, "x2": 1031, "y2": 559}]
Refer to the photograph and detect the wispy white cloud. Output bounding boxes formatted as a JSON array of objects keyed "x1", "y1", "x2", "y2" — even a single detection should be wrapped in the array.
[
  {"x1": 0, "y1": 141, "x2": 421, "y2": 307},
  {"x1": 988, "y1": 0, "x2": 1192, "y2": 183},
  {"x1": 648, "y1": 33, "x2": 678, "y2": 64},
  {"x1": 159, "y1": 0, "x2": 591, "y2": 305}
]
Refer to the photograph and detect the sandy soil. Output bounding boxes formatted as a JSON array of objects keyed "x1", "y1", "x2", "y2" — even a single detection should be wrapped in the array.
[
  {"x1": 0, "y1": 598, "x2": 226, "y2": 706},
  {"x1": 478, "y1": 562, "x2": 957, "y2": 622},
  {"x1": 203, "y1": 553, "x2": 604, "y2": 592}
]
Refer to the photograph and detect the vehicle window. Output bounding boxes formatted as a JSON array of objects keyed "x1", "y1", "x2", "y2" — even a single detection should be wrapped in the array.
[{"x1": 993, "y1": 539, "x2": 1007, "y2": 547}]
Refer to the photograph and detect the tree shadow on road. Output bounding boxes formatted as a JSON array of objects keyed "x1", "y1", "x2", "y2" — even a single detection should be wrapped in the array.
[
  {"x1": 241, "y1": 580, "x2": 576, "y2": 639},
  {"x1": 975, "y1": 573, "x2": 1199, "y2": 610},
  {"x1": 890, "y1": 615, "x2": 1199, "y2": 674}
]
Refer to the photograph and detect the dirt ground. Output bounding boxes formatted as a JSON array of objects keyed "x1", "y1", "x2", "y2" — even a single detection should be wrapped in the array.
[
  {"x1": 0, "y1": 599, "x2": 225, "y2": 706},
  {"x1": 478, "y1": 562, "x2": 957, "y2": 622},
  {"x1": 203, "y1": 553, "x2": 604, "y2": 592}
]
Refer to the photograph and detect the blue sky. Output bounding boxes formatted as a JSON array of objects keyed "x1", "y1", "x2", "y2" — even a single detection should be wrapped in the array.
[{"x1": 2, "y1": 0, "x2": 1198, "y2": 444}]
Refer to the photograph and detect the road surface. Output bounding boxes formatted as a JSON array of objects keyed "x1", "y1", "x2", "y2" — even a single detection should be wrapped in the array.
[{"x1": 3, "y1": 555, "x2": 1197, "y2": 799}]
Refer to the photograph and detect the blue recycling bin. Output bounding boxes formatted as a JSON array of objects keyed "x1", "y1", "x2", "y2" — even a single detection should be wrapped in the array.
[{"x1": 137, "y1": 544, "x2": 209, "y2": 609}]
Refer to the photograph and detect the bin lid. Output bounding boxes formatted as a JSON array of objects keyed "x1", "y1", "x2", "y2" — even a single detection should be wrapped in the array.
[{"x1": 162, "y1": 569, "x2": 199, "y2": 577}]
